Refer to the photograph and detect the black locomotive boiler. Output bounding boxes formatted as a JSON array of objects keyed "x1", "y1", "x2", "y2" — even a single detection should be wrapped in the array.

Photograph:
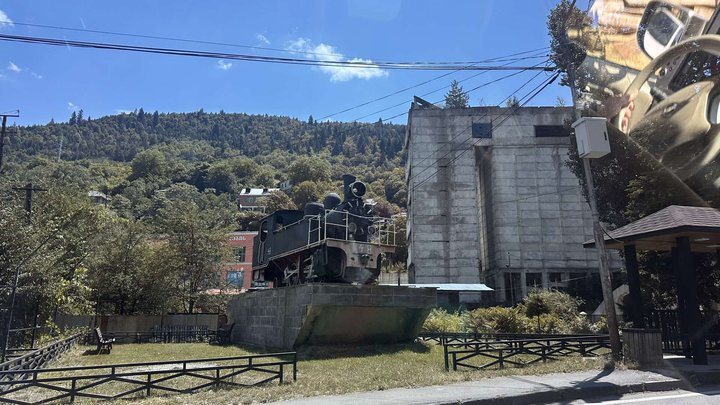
[{"x1": 252, "y1": 175, "x2": 396, "y2": 286}]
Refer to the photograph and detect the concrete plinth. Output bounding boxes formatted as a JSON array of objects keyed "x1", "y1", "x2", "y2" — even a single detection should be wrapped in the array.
[{"x1": 227, "y1": 284, "x2": 437, "y2": 350}]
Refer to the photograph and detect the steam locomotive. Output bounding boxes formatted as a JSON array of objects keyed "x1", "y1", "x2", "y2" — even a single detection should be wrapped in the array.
[{"x1": 251, "y1": 175, "x2": 396, "y2": 286}]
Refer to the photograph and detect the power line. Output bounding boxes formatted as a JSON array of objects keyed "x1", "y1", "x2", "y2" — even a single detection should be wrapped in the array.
[
  {"x1": 406, "y1": 68, "x2": 550, "y2": 188},
  {"x1": 318, "y1": 48, "x2": 549, "y2": 121},
  {"x1": 350, "y1": 56, "x2": 549, "y2": 122},
  {"x1": 409, "y1": 72, "x2": 560, "y2": 194},
  {"x1": 0, "y1": 33, "x2": 555, "y2": 72},
  {"x1": 11, "y1": 21, "x2": 548, "y2": 67}
]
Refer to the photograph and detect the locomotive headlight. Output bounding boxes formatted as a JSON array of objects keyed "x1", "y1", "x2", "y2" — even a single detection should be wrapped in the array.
[
  {"x1": 367, "y1": 225, "x2": 377, "y2": 237},
  {"x1": 348, "y1": 222, "x2": 357, "y2": 234}
]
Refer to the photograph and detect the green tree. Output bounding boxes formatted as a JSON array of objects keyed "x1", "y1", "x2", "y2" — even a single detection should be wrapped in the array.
[
  {"x1": 130, "y1": 149, "x2": 166, "y2": 180},
  {"x1": 257, "y1": 190, "x2": 296, "y2": 214},
  {"x1": 444, "y1": 80, "x2": 469, "y2": 109},
  {"x1": 287, "y1": 156, "x2": 331, "y2": 185},
  {"x1": 153, "y1": 187, "x2": 234, "y2": 313}
]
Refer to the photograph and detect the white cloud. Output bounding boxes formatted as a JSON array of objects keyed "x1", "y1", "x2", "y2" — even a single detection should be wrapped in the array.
[
  {"x1": 68, "y1": 102, "x2": 80, "y2": 112},
  {"x1": 0, "y1": 10, "x2": 13, "y2": 29},
  {"x1": 285, "y1": 37, "x2": 387, "y2": 82},
  {"x1": 217, "y1": 59, "x2": 233, "y2": 70},
  {"x1": 7, "y1": 62, "x2": 20, "y2": 72},
  {"x1": 31, "y1": 72, "x2": 42, "y2": 79},
  {"x1": 256, "y1": 33, "x2": 270, "y2": 45}
]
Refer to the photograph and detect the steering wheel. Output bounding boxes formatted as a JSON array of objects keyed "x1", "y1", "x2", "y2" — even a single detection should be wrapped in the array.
[
  {"x1": 617, "y1": 35, "x2": 720, "y2": 133},
  {"x1": 616, "y1": 35, "x2": 720, "y2": 181}
]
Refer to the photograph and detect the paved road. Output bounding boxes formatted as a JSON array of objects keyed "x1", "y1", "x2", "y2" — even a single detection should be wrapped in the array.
[{"x1": 547, "y1": 386, "x2": 720, "y2": 404}]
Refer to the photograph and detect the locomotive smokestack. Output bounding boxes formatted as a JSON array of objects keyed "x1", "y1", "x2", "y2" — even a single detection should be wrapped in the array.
[{"x1": 342, "y1": 174, "x2": 356, "y2": 201}]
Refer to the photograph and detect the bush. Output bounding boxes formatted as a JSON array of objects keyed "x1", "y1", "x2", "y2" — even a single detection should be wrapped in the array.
[
  {"x1": 421, "y1": 308, "x2": 465, "y2": 333},
  {"x1": 466, "y1": 307, "x2": 530, "y2": 334}
]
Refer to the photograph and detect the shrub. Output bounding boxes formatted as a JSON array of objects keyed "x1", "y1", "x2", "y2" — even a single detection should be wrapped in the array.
[
  {"x1": 466, "y1": 307, "x2": 530, "y2": 334},
  {"x1": 421, "y1": 308, "x2": 465, "y2": 333}
]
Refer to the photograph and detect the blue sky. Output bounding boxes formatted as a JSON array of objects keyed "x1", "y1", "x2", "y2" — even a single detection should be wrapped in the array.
[{"x1": 0, "y1": 1, "x2": 578, "y2": 126}]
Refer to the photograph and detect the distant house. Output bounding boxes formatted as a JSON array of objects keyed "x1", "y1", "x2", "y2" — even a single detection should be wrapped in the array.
[
  {"x1": 278, "y1": 180, "x2": 293, "y2": 193},
  {"x1": 87, "y1": 190, "x2": 109, "y2": 206},
  {"x1": 237, "y1": 188, "x2": 279, "y2": 212}
]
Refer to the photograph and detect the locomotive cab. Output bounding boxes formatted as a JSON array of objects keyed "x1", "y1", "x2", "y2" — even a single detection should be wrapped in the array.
[{"x1": 251, "y1": 175, "x2": 396, "y2": 287}]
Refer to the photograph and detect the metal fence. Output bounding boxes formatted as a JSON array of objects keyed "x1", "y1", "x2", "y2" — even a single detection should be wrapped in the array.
[
  {"x1": 442, "y1": 335, "x2": 611, "y2": 371},
  {"x1": 0, "y1": 334, "x2": 82, "y2": 388},
  {"x1": 99, "y1": 325, "x2": 217, "y2": 344},
  {"x1": 418, "y1": 332, "x2": 602, "y2": 345},
  {"x1": 645, "y1": 310, "x2": 720, "y2": 353},
  {"x1": 0, "y1": 352, "x2": 297, "y2": 404}
]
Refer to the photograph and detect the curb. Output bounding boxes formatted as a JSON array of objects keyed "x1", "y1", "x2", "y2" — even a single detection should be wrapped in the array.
[{"x1": 453, "y1": 378, "x2": 687, "y2": 405}]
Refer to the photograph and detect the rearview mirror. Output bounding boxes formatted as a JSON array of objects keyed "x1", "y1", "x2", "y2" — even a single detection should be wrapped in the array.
[{"x1": 637, "y1": 1, "x2": 707, "y2": 59}]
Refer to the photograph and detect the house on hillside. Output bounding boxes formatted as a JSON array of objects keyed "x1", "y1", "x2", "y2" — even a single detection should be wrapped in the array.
[{"x1": 237, "y1": 188, "x2": 279, "y2": 212}]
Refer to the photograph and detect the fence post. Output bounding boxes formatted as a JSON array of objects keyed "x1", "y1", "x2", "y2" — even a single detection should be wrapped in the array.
[
  {"x1": 293, "y1": 353, "x2": 297, "y2": 382},
  {"x1": 216, "y1": 368, "x2": 221, "y2": 388},
  {"x1": 499, "y1": 350, "x2": 504, "y2": 369},
  {"x1": 443, "y1": 344, "x2": 449, "y2": 371},
  {"x1": 279, "y1": 364, "x2": 284, "y2": 384},
  {"x1": 70, "y1": 378, "x2": 77, "y2": 403},
  {"x1": 146, "y1": 374, "x2": 151, "y2": 396},
  {"x1": 452, "y1": 352, "x2": 457, "y2": 371}
]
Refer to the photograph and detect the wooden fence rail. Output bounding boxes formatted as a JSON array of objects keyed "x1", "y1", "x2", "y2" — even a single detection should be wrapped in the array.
[
  {"x1": 0, "y1": 352, "x2": 297, "y2": 404},
  {"x1": 443, "y1": 335, "x2": 611, "y2": 371}
]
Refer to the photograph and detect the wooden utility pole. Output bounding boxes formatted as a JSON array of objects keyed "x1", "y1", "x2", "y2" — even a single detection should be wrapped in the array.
[
  {"x1": 560, "y1": 1, "x2": 622, "y2": 359},
  {"x1": 0, "y1": 111, "x2": 20, "y2": 173},
  {"x1": 2, "y1": 183, "x2": 47, "y2": 361}
]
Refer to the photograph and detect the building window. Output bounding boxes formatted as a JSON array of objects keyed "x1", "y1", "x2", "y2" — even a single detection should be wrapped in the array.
[
  {"x1": 526, "y1": 272, "x2": 542, "y2": 288},
  {"x1": 234, "y1": 247, "x2": 246, "y2": 262},
  {"x1": 549, "y1": 272, "x2": 563, "y2": 283},
  {"x1": 534, "y1": 125, "x2": 571, "y2": 137},
  {"x1": 472, "y1": 122, "x2": 492, "y2": 139},
  {"x1": 227, "y1": 271, "x2": 244, "y2": 288}
]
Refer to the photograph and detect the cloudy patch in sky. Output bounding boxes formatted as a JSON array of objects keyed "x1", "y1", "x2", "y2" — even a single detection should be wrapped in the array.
[
  {"x1": 0, "y1": 9, "x2": 13, "y2": 28},
  {"x1": 67, "y1": 102, "x2": 80, "y2": 112},
  {"x1": 285, "y1": 38, "x2": 388, "y2": 82},
  {"x1": 217, "y1": 60, "x2": 233, "y2": 70},
  {"x1": 7, "y1": 62, "x2": 21, "y2": 72},
  {"x1": 256, "y1": 34, "x2": 270, "y2": 45}
]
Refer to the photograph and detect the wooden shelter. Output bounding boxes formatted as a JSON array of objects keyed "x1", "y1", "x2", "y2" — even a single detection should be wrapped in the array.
[{"x1": 584, "y1": 205, "x2": 720, "y2": 365}]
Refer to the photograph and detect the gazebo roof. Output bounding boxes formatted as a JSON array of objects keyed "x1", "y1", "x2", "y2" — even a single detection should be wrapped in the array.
[{"x1": 583, "y1": 205, "x2": 720, "y2": 252}]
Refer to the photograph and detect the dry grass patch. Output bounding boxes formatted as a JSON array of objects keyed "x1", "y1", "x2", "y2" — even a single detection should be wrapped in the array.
[{"x1": 17, "y1": 342, "x2": 611, "y2": 404}]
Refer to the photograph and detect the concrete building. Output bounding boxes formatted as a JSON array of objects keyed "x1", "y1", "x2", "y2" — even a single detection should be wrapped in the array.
[
  {"x1": 405, "y1": 103, "x2": 621, "y2": 304},
  {"x1": 222, "y1": 231, "x2": 257, "y2": 291}
]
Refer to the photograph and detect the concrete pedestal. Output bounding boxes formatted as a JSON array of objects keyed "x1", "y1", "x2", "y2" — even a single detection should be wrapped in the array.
[{"x1": 227, "y1": 284, "x2": 437, "y2": 350}]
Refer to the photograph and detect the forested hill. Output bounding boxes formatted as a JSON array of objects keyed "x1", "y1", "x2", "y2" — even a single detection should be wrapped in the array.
[{"x1": 10, "y1": 109, "x2": 406, "y2": 164}]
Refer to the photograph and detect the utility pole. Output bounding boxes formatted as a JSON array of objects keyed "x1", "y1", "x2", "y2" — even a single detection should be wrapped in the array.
[
  {"x1": 0, "y1": 111, "x2": 20, "y2": 173},
  {"x1": 561, "y1": 1, "x2": 622, "y2": 359},
  {"x1": 2, "y1": 184, "x2": 47, "y2": 361},
  {"x1": 12, "y1": 183, "x2": 47, "y2": 224}
]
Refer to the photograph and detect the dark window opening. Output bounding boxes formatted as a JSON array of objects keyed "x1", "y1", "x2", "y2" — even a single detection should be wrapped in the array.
[
  {"x1": 534, "y1": 125, "x2": 571, "y2": 137},
  {"x1": 472, "y1": 122, "x2": 492, "y2": 139},
  {"x1": 234, "y1": 247, "x2": 246, "y2": 262}
]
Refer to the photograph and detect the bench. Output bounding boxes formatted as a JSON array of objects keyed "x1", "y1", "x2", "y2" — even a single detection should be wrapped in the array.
[{"x1": 94, "y1": 327, "x2": 115, "y2": 354}]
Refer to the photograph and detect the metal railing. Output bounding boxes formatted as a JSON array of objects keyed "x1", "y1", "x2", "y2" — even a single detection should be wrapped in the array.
[
  {"x1": 442, "y1": 335, "x2": 611, "y2": 371},
  {"x1": 0, "y1": 352, "x2": 297, "y2": 404},
  {"x1": 417, "y1": 332, "x2": 602, "y2": 346},
  {"x1": 0, "y1": 334, "x2": 82, "y2": 388},
  {"x1": 99, "y1": 326, "x2": 216, "y2": 344}
]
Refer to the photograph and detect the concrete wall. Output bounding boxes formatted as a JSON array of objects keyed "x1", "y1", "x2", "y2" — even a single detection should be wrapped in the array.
[
  {"x1": 227, "y1": 284, "x2": 436, "y2": 350},
  {"x1": 406, "y1": 106, "x2": 622, "y2": 304}
]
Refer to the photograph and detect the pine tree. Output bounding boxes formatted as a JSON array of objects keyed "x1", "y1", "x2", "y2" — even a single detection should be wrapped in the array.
[
  {"x1": 69, "y1": 111, "x2": 77, "y2": 125},
  {"x1": 505, "y1": 96, "x2": 520, "y2": 108},
  {"x1": 444, "y1": 80, "x2": 469, "y2": 109},
  {"x1": 308, "y1": 115, "x2": 315, "y2": 125}
]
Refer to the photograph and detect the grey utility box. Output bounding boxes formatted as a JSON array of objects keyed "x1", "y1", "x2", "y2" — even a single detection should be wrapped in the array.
[{"x1": 572, "y1": 117, "x2": 610, "y2": 158}]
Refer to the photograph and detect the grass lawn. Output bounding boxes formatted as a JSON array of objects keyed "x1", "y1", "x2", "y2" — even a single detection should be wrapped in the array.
[{"x1": 27, "y1": 342, "x2": 612, "y2": 404}]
